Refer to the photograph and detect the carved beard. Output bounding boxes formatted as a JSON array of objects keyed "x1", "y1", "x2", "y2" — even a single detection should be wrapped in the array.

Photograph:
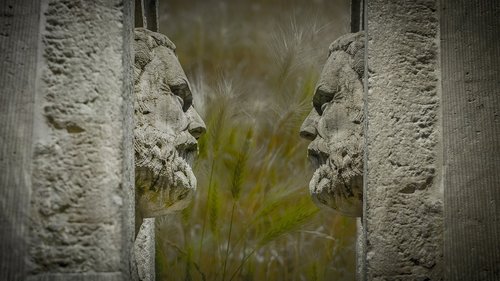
[
  {"x1": 309, "y1": 127, "x2": 363, "y2": 217},
  {"x1": 135, "y1": 125, "x2": 197, "y2": 218}
]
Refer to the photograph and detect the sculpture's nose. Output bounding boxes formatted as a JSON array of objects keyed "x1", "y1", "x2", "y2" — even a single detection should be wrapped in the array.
[
  {"x1": 300, "y1": 109, "x2": 319, "y2": 141},
  {"x1": 187, "y1": 107, "x2": 206, "y2": 140}
]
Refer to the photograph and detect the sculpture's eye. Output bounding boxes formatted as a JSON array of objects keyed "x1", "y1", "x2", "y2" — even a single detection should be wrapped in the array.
[
  {"x1": 169, "y1": 82, "x2": 192, "y2": 112},
  {"x1": 176, "y1": 95, "x2": 184, "y2": 108},
  {"x1": 333, "y1": 92, "x2": 344, "y2": 102},
  {"x1": 321, "y1": 103, "x2": 329, "y2": 114}
]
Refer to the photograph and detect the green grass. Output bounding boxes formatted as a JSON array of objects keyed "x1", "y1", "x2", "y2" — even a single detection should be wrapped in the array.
[{"x1": 155, "y1": 1, "x2": 357, "y2": 280}]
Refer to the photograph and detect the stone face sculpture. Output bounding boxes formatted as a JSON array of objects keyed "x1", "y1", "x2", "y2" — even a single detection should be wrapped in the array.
[
  {"x1": 133, "y1": 28, "x2": 206, "y2": 281},
  {"x1": 133, "y1": 28, "x2": 206, "y2": 222},
  {"x1": 299, "y1": 32, "x2": 364, "y2": 217}
]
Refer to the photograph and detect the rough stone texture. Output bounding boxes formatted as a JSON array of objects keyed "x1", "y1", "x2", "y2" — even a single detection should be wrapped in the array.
[
  {"x1": 134, "y1": 218, "x2": 155, "y2": 281},
  {"x1": 300, "y1": 32, "x2": 365, "y2": 217},
  {"x1": 364, "y1": 1, "x2": 443, "y2": 280},
  {"x1": 28, "y1": 0, "x2": 135, "y2": 279},
  {"x1": 0, "y1": 1, "x2": 40, "y2": 280},
  {"x1": 441, "y1": 1, "x2": 500, "y2": 280}
]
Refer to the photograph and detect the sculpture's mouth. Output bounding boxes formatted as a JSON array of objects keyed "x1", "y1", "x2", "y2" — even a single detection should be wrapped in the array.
[
  {"x1": 176, "y1": 141, "x2": 198, "y2": 167},
  {"x1": 307, "y1": 147, "x2": 329, "y2": 170},
  {"x1": 309, "y1": 163, "x2": 363, "y2": 217},
  {"x1": 135, "y1": 141, "x2": 198, "y2": 218},
  {"x1": 306, "y1": 140, "x2": 363, "y2": 217}
]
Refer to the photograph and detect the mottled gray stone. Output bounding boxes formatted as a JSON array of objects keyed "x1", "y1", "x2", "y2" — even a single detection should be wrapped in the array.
[
  {"x1": 300, "y1": 32, "x2": 364, "y2": 217},
  {"x1": 364, "y1": 0, "x2": 443, "y2": 280}
]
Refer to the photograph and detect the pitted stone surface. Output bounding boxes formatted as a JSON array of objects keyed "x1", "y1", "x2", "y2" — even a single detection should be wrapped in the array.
[
  {"x1": 300, "y1": 32, "x2": 364, "y2": 217},
  {"x1": 29, "y1": 0, "x2": 134, "y2": 278},
  {"x1": 364, "y1": 0, "x2": 443, "y2": 280}
]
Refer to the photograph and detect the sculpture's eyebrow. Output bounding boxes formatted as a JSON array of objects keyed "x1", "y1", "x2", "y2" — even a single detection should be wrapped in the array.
[{"x1": 312, "y1": 86, "x2": 337, "y2": 115}]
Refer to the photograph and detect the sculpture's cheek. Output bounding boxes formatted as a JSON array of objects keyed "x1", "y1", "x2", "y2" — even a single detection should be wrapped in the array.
[
  {"x1": 317, "y1": 103, "x2": 351, "y2": 141},
  {"x1": 152, "y1": 94, "x2": 188, "y2": 135}
]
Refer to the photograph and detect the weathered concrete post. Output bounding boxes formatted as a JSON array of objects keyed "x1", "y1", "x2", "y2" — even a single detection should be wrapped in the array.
[
  {"x1": 363, "y1": 0, "x2": 443, "y2": 280},
  {"x1": 1, "y1": 0, "x2": 135, "y2": 280}
]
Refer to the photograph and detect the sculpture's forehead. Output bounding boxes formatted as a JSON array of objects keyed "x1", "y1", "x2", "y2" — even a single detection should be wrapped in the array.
[
  {"x1": 133, "y1": 28, "x2": 178, "y2": 72},
  {"x1": 328, "y1": 32, "x2": 364, "y2": 56},
  {"x1": 134, "y1": 28, "x2": 176, "y2": 51},
  {"x1": 312, "y1": 50, "x2": 363, "y2": 114},
  {"x1": 322, "y1": 51, "x2": 351, "y2": 77},
  {"x1": 151, "y1": 45, "x2": 178, "y2": 65},
  {"x1": 315, "y1": 50, "x2": 353, "y2": 94}
]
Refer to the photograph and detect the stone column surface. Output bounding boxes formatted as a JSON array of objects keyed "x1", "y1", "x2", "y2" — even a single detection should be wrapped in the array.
[
  {"x1": 364, "y1": 1, "x2": 443, "y2": 280},
  {"x1": 441, "y1": 1, "x2": 500, "y2": 280},
  {"x1": 1, "y1": 0, "x2": 135, "y2": 280}
]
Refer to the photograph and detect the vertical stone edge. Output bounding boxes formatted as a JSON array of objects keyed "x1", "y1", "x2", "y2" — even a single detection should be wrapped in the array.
[
  {"x1": 0, "y1": 1, "x2": 41, "y2": 280},
  {"x1": 123, "y1": 0, "x2": 136, "y2": 279},
  {"x1": 441, "y1": 1, "x2": 500, "y2": 280},
  {"x1": 358, "y1": 0, "x2": 369, "y2": 279},
  {"x1": 364, "y1": 0, "x2": 443, "y2": 280}
]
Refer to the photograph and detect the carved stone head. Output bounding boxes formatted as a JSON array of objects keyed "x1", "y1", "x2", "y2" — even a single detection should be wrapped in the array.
[
  {"x1": 299, "y1": 32, "x2": 364, "y2": 217},
  {"x1": 134, "y1": 28, "x2": 206, "y2": 219}
]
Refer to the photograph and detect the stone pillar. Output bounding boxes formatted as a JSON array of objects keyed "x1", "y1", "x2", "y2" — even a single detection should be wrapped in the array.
[
  {"x1": 0, "y1": 0, "x2": 135, "y2": 280},
  {"x1": 363, "y1": 1, "x2": 443, "y2": 280},
  {"x1": 441, "y1": 1, "x2": 500, "y2": 280}
]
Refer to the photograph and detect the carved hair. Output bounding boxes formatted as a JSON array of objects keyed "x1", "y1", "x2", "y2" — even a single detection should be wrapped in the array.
[
  {"x1": 328, "y1": 31, "x2": 365, "y2": 78},
  {"x1": 134, "y1": 28, "x2": 176, "y2": 69}
]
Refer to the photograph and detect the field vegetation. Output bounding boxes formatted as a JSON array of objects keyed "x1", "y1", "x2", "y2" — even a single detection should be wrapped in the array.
[{"x1": 156, "y1": 1, "x2": 357, "y2": 280}]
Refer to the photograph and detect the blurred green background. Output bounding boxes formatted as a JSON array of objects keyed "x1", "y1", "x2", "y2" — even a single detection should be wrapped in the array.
[{"x1": 155, "y1": 0, "x2": 357, "y2": 280}]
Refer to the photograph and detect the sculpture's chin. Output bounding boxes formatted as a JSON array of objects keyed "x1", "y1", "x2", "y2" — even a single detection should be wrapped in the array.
[
  {"x1": 136, "y1": 153, "x2": 197, "y2": 218},
  {"x1": 309, "y1": 163, "x2": 363, "y2": 217}
]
